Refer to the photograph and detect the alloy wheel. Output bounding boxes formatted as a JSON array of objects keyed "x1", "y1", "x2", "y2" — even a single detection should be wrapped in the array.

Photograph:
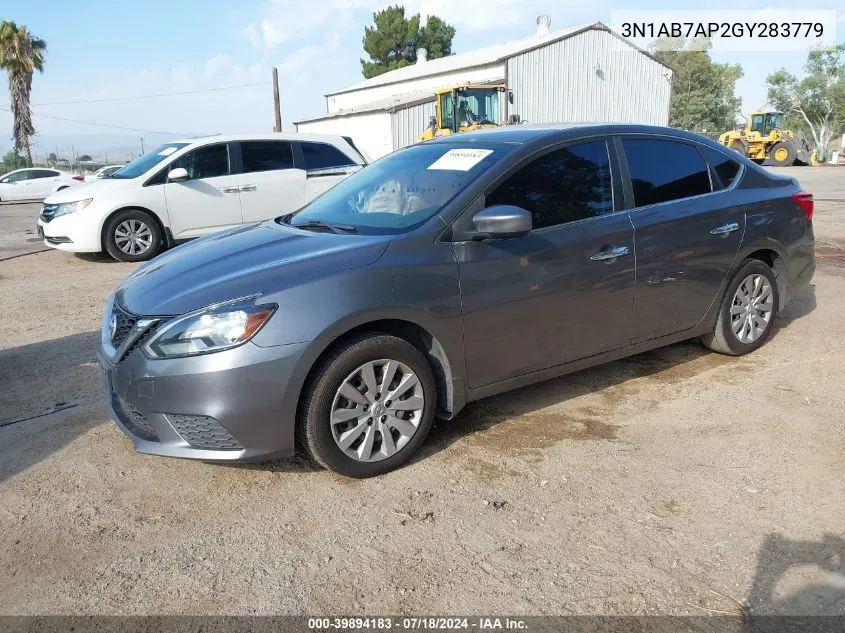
[
  {"x1": 114, "y1": 219, "x2": 153, "y2": 255},
  {"x1": 730, "y1": 273, "x2": 774, "y2": 344},
  {"x1": 330, "y1": 359, "x2": 425, "y2": 463}
]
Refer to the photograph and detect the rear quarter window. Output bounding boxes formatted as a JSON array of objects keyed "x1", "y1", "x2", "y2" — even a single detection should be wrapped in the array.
[{"x1": 699, "y1": 146, "x2": 741, "y2": 190}]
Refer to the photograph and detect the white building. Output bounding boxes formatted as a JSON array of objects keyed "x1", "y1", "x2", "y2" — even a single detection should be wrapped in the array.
[{"x1": 295, "y1": 19, "x2": 673, "y2": 160}]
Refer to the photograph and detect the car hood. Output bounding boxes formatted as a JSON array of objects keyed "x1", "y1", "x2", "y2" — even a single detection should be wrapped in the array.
[
  {"x1": 115, "y1": 221, "x2": 391, "y2": 316},
  {"x1": 43, "y1": 177, "x2": 135, "y2": 203}
]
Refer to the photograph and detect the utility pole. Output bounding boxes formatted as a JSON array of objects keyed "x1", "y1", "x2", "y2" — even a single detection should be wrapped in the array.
[
  {"x1": 139, "y1": 137, "x2": 145, "y2": 154},
  {"x1": 272, "y1": 67, "x2": 282, "y2": 132}
]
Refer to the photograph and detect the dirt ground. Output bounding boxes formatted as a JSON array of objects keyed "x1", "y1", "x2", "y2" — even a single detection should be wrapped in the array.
[{"x1": 1, "y1": 167, "x2": 844, "y2": 616}]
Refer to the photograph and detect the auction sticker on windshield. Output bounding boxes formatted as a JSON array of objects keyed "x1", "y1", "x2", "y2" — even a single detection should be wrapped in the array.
[
  {"x1": 158, "y1": 147, "x2": 179, "y2": 156},
  {"x1": 427, "y1": 148, "x2": 493, "y2": 171}
]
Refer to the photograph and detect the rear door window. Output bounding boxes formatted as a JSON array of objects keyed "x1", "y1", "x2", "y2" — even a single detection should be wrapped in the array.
[
  {"x1": 241, "y1": 141, "x2": 295, "y2": 173},
  {"x1": 622, "y1": 139, "x2": 712, "y2": 207},
  {"x1": 300, "y1": 142, "x2": 355, "y2": 170},
  {"x1": 32, "y1": 169, "x2": 59, "y2": 179},
  {"x1": 699, "y1": 145, "x2": 741, "y2": 190}
]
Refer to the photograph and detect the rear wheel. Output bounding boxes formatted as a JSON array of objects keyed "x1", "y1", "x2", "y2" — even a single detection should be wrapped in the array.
[
  {"x1": 702, "y1": 259, "x2": 779, "y2": 356},
  {"x1": 104, "y1": 209, "x2": 161, "y2": 262},
  {"x1": 770, "y1": 142, "x2": 796, "y2": 167},
  {"x1": 299, "y1": 334, "x2": 436, "y2": 477}
]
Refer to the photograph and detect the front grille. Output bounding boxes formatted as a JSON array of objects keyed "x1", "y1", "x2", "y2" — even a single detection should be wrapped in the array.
[
  {"x1": 40, "y1": 203, "x2": 59, "y2": 223},
  {"x1": 113, "y1": 396, "x2": 158, "y2": 442},
  {"x1": 111, "y1": 303, "x2": 139, "y2": 348},
  {"x1": 166, "y1": 414, "x2": 242, "y2": 451}
]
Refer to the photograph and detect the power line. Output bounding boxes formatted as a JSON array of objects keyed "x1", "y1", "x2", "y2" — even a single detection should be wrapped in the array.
[
  {"x1": 32, "y1": 81, "x2": 269, "y2": 106},
  {"x1": 0, "y1": 107, "x2": 191, "y2": 136}
]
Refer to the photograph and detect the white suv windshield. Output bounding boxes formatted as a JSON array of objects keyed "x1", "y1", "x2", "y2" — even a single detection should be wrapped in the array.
[{"x1": 110, "y1": 143, "x2": 189, "y2": 179}]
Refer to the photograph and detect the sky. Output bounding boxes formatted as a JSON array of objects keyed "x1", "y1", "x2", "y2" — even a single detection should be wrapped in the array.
[{"x1": 1, "y1": 0, "x2": 843, "y2": 159}]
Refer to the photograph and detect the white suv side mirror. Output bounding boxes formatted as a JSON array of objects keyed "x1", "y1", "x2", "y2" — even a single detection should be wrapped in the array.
[{"x1": 167, "y1": 167, "x2": 189, "y2": 182}]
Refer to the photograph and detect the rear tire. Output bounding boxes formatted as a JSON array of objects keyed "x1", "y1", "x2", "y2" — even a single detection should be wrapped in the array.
[
  {"x1": 702, "y1": 259, "x2": 779, "y2": 356},
  {"x1": 103, "y1": 209, "x2": 161, "y2": 262},
  {"x1": 770, "y1": 142, "x2": 796, "y2": 167},
  {"x1": 298, "y1": 334, "x2": 437, "y2": 478}
]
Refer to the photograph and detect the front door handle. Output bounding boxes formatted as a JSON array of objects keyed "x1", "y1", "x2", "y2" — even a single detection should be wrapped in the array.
[
  {"x1": 239, "y1": 184, "x2": 257, "y2": 192},
  {"x1": 710, "y1": 222, "x2": 739, "y2": 236},
  {"x1": 590, "y1": 246, "x2": 630, "y2": 262},
  {"x1": 220, "y1": 186, "x2": 240, "y2": 194}
]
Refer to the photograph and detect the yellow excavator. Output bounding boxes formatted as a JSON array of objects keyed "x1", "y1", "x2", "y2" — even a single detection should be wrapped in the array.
[
  {"x1": 418, "y1": 84, "x2": 517, "y2": 141},
  {"x1": 719, "y1": 110, "x2": 812, "y2": 166}
]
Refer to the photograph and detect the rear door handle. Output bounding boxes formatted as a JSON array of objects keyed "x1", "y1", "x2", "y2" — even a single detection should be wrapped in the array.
[
  {"x1": 239, "y1": 184, "x2": 257, "y2": 192},
  {"x1": 590, "y1": 246, "x2": 630, "y2": 262},
  {"x1": 710, "y1": 222, "x2": 739, "y2": 236}
]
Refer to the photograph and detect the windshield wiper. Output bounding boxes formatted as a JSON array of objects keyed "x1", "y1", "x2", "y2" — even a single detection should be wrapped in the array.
[{"x1": 287, "y1": 218, "x2": 358, "y2": 234}]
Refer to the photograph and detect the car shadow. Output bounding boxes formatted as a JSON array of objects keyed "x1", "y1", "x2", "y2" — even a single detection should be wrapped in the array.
[
  {"x1": 417, "y1": 284, "x2": 818, "y2": 463},
  {"x1": 746, "y1": 533, "x2": 845, "y2": 616},
  {"x1": 74, "y1": 252, "x2": 121, "y2": 264},
  {"x1": 0, "y1": 332, "x2": 106, "y2": 484}
]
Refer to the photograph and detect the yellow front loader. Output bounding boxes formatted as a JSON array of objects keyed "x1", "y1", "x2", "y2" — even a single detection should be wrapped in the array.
[
  {"x1": 719, "y1": 110, "x2": 812, "y2": 167},
  {"x1": 419, "y1": 84, "x2": 514, "y2": 142}
]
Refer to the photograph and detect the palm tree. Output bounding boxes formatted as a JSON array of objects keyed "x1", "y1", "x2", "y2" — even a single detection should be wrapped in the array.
[{"x1": 0, "y1": 21, "x2": 46, "y2": 167}]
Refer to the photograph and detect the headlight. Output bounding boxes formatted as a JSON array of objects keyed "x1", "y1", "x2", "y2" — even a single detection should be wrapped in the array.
[
  {"x1": 53, "y1": 198, "x2": 93, "y2": 218},
  {"x1": 143, "y1": 296, "x2": 276, "y2": 359}
]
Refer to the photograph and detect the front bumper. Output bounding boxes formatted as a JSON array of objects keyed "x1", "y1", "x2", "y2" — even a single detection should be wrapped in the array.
[
  {"x1": 98, "y1": 338, "x2": 310, "y2": 462},
  {"x1": 38, "y1": 212, "x2": 102, "y2": 253}
]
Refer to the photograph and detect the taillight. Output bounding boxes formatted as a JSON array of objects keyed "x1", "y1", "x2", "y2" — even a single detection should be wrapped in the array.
[
  {"x1": 792, "y1": 191, "x2": 813, "y2": 221},
  {"x1": 72, "y1": 175, "x2": 84, "y2": 181}
]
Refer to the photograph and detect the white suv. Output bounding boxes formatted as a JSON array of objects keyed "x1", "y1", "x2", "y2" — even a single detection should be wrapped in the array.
[{"x1": 38, "y1": 133, "x2": 368, "y2": 262}]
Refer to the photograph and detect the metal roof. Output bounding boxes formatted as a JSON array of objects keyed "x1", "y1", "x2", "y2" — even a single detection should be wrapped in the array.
[
  {"x1": 328, "y1": 23, "x2": 598, "y2": 97},
  {"x1": 295, "y1": 90, "x2": 436, "y2": 124}
]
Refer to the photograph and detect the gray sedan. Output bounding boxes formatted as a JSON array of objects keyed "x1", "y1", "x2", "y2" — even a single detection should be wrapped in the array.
[{"x1": 98, "y1": 124, "x2": 815, "y2": 477}]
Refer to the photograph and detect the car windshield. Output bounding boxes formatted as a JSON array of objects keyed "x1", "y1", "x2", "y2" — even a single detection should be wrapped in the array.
[
  {"x1": 110, "y1": 143, "x2": 189, "y2": 179},
  {"x1": 283, "y1": 142, "x2": 511, "y2": 235}
]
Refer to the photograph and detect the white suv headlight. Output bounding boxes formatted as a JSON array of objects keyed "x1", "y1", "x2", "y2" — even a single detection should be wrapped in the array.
[
  {"x1": 143, "y1": 296, "x2": 277, "y2": 359},
  {"x1": 53, "y1": 198, "x2": 93, "y2": 218}
]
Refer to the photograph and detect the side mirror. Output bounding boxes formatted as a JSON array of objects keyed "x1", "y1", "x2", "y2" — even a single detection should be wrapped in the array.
[
  {"x1": 167, "y1": 167, "x2": 189, "y2": 182},
  {"x1": 472, "y1": 205, "x2": 532, "y2": 239}
]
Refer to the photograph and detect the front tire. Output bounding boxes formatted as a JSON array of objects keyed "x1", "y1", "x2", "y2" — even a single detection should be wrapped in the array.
[
  {"x1": 702, "y1": 259, "x2": 779, "y2": 356},
  {"x1": 299, "y1": 334, "x2": 437, "y2": 477},
  {"x1": 103, "y1": 209, "x2": 161, "y2": 262},
  {"x1": 770, "y1": 142, "x2": 796, "y2": 167}
]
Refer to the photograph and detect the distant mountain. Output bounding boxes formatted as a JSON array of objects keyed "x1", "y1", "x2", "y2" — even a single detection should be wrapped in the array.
[{"x1": 4, "y1": 133, "x2": 199, "y2": 163}]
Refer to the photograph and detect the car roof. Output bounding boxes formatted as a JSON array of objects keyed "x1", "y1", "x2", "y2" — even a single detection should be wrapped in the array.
[
  {"x1": 166, "y1": 132, "x2": 355, "y2": 146},
  {"x1": 425, "y1": 123, "x2": 716, "y2": 146},
  {"x1": 4, "y1": 167, "x2": 62, "y2": 173}
]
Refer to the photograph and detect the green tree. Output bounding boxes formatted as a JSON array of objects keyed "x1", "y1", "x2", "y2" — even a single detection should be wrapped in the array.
[
  {"x1": 0, "y1": 21, "x2": 46, "y2": 167},
  {"x1": 78, "y1": 154, "x2": 92, "y2": 161},
  {"x1": 767, "y1": 44, "x2": 845, "y2": 157},
  {"x1": 651, "y1": 37, "x2": 743, "y2": 138},
  {"x1": 361, "y1": 5, "x2": 455, "y2": 79},
  {"x1": 47, "y1": 151, "x2": 57, "y2": 165},
  {"x1": 2, "y1": 149, "x2": 26, "y2": 171}
]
